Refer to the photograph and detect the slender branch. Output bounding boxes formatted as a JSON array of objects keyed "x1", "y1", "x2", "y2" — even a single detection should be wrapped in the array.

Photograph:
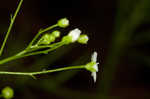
[
  {"x1": 26, "y1": 41, "x2": 64, "y2": 53},
  {"x1": 0, "y1": 0, "x2": 23, "y2": 56},
  {"x1": 0, "y1": 54, "x2": 21, "y2": 65},
  {"x1": 26, "y1": 24, "x2": 58, "y2": 49},
  {"x1": 23, "y1": 41, "x2": 65, "y2": 57},
  {"x1": 0, "y1": 41, "x2": 66, "y2": 65},
  {"x1": 0, "y1": 65, "x2": 85, "y2": 77}
]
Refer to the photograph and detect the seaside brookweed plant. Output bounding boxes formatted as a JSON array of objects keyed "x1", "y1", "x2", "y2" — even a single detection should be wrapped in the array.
[{"x1": 0, "y1": 0, "x2": 99, "y2": 98}]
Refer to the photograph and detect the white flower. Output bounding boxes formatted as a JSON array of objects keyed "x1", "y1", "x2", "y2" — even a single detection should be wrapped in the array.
[
  {"x1": 85, "y1": 51, "x2": 99, "y2": 82},
  {"x1": 68, "y1": 28, "x2": 81, "y2": 42},
  {"x1": 91, "y1": 52, "x2": 99, "y2": 82}
]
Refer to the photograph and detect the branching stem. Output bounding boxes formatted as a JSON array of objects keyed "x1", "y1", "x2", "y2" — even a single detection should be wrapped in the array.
[
  {"x1": 26, "y1": 24, "x2": 58, "y2": 49},
  {"x1": 0, "y1": 41, "x2": 66, "y2": 65}
]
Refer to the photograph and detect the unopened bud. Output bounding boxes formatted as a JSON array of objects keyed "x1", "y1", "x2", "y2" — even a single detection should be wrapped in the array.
[
  {"x1": 57, "y1": 18, "x2": 69, "y2": 28},
  {"x1": 52, "y1": 30, "x2": 61, "y2": 38},
  {"x1": 38, "y1": 34, "x2": 55, "y2": 45},
  {"x1": 77, "y1": 34, "x2": 89, "y2": 44},
  {"x1": 2, "y1": 86, "x2": 14, "y2": 99},
  {"x1": 61, "y1": 36, "x2": 72, "y2": 44}
]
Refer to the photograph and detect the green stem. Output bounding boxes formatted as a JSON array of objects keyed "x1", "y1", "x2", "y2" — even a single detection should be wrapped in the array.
[
  {"x1": 23, "y1": 41, "x2": 65, "y2": 57},
  {"x1": 0, "y1": 0, "x2": 23, "y2": 56},
  {"x1": 0, "y1": 65, "x2": 85, "y2": 77},
  {"x1": 0, "y1": 41, "x2": 66, "y2": 65},
  {"x1": 26, "y1": 24, "x2": 58, "y2": 49},
  {"x1": 0, "y1": 53, "x2": 23, "y2": 65},
  {"x1": 27, "y1": 41, "x2": 63, "y2": 53}
]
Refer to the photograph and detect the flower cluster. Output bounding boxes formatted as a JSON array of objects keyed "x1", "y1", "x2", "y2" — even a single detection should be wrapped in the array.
[
  {"x1": 0, "y1": 0, "x2": 99, "y2": 97},
  {"x1": 37, "y1": 30, "x2": 61, "y2": 45},
  {"x1": 36, "y1": 18, "x2": 89, "y2": 46},
  {"x1": 35, "y1": 18, "x2": 98, "y2": 82},
  {"x1": 62, "y1": 28, "x2": 89, "y2": 44}
]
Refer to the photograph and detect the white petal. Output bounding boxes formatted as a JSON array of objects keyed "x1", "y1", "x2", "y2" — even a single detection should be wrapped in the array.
[
  {"x1": 68, "y1": 28, "x2": 81, "y2": 42},
  {"x1": 91, "y1": 51, "x2": 97, "y2": 62},
  {"x1": 94, "y1": 64, "x2": 99, "y2": 72},
  {"x1": 91, "y1": 72, "x2": 97, "y2": 83}
]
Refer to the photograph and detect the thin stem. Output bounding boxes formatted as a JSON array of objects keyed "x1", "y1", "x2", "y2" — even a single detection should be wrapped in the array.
[
  {"x1": 0, "y1": 0, "x2": 23, "y2": 56},
  {"x1": 0, "y1": 54, "x2": 21, "y2": 65},
  {"x1": 0, "y1": 41, "x2": 66, "y2": 65},
  {"x1": 27, "y1": 41, "x2": 63, "y2": 53},
  {"x1": 23, "y1": 41, "x2": 65, "y2": 57},
  {"x1": 0, "y1": 65, "x2": 85, "y2": 77},
  {"x1": 26, "y1": 24, "x2": 58, "y2": 49}
]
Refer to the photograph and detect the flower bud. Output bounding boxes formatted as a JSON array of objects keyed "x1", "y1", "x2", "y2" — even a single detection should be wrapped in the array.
[
  {"x1": 61, "y1": 36, "x2": 72, "y2": 44},
  {"x1": 68, "y1": 28, "x2": 81, "y2": 42},
  {"x1": 77, "y1": 34, "x2": 89, "y2": 44},
  {"x1": 57, "y1": 18, "x2": 69, "y2": 28},
  {"x1": 61, "y1": 28, "x2": 82, "y2": 44},
  {"x1": 38, "y1": 34, "x2": 55, "y2": 45},
  {"x1": 2, "y1": 86, "x2": 14, "y2": 99},
  {"x1": 52, "y1": 30, "x2": 61, "y2": 38}
]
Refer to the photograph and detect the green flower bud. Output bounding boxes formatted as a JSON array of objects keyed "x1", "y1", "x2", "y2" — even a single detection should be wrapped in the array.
[
  {"x1": 38, "y1": 34, "x2": 55, "y2": 45},
  {"x1": 57, "y1": 18, "x2": 69, "y2": 28},
  {"x1": 2, "y1": 86, "x2": 14, "y2": 99},
  {"x1": 61, "y1": 36, "x2": 72, "y2": 44},
  {"x1": 52, "y1": 30, "x2": 61, "y2": 38},
  {"x1": 77, "y1": 34, "x2": 89, "y2": 44}
]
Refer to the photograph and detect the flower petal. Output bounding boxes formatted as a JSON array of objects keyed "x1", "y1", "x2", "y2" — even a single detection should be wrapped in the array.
[
  {"x1": 94, "y1": 64, "x2": 99, "y2": 72},
  {"x1": 91, "y1": 72, "x2": 97, "y2": 83},
  {"x1": 68, "y1": 28, "x2": 81, "y2": 42},
  {"x1": 91, "y1": 51, "x2": 97, "y2": 62}
]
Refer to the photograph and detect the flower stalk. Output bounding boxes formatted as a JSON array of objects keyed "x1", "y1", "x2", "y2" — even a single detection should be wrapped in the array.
[{"x1": 0, "y1": 65, "x2": 85, "y2": 78}]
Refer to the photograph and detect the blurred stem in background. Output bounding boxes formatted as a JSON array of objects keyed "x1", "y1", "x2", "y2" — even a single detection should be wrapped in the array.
[
  {"x1": 0, "y1": 0, "x2": 23, "y2": 56},
  {"x1": 99, "y1": 0, "x2": 150, "y2": 98}
]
